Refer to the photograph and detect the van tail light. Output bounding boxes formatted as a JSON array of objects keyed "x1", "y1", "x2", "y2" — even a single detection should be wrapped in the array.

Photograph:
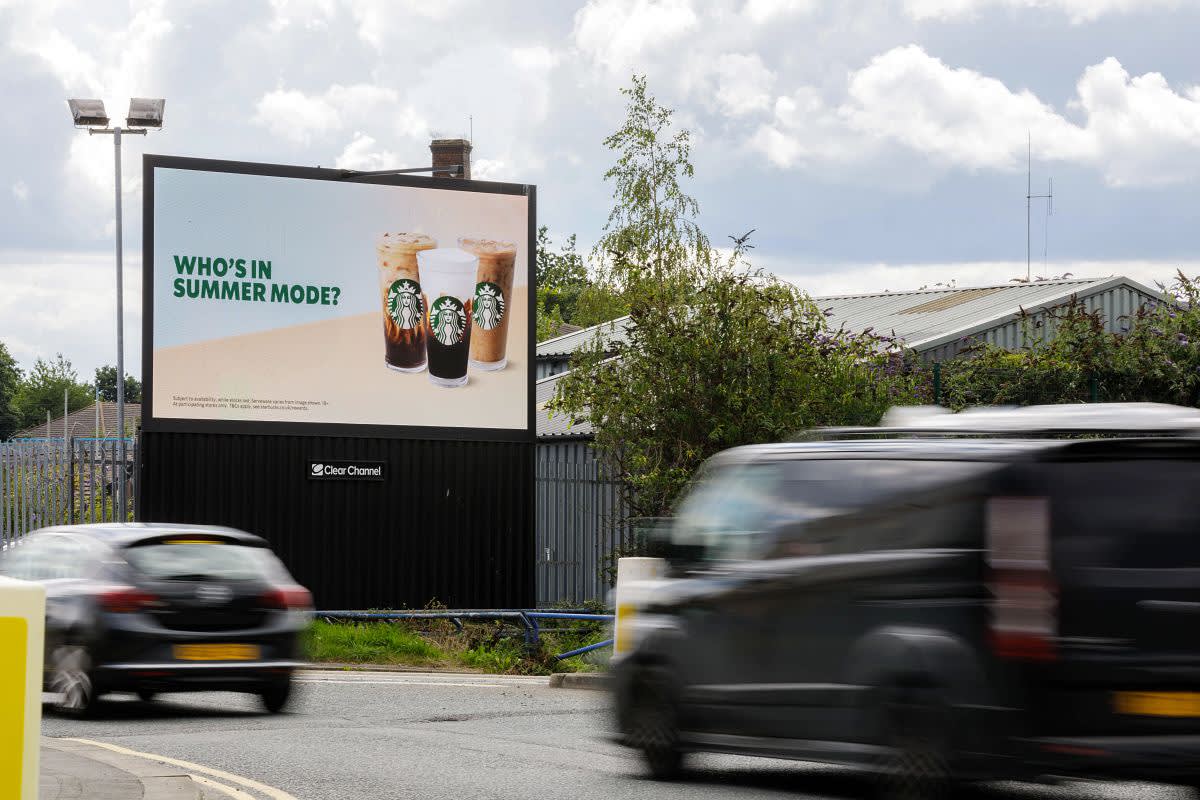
[
  {"x1": 100, "y1": 587, "x2": 160, "y2": 613},
  {"x1": 260, "y1": 585, "x2": 313, "y2": 611},
  {"x1": 986, "y1": 497, "x2": 1058, "y2": 663}
]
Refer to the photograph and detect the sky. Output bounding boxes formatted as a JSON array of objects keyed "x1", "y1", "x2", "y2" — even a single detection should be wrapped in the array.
[{"x1": 3, "y1": 0, "x2": 1200, "y2": 378}]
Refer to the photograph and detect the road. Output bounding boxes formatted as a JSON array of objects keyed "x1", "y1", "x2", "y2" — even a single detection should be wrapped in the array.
[{"x1": 41, "y1": 669, "x2": 1189, "y2": 800}]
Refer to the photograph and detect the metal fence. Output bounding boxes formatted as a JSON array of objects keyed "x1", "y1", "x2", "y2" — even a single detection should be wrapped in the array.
[
  {"x1": 536, "y1": 444, "x2": 631, "y2": 607},
  {"x1": 0, "y1": 438, "x2": 135, "y2": 548}
]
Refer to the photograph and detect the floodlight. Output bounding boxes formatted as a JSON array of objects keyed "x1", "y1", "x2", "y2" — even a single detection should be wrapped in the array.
[
  {"x1": 126, "y1": 97, "x2": 165, "y2": 128},
  {"x1": 67, "y1": 98, "x2": 109, "y2": 127}
]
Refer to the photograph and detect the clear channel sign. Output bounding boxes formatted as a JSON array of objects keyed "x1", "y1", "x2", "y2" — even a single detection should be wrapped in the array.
[{"x1": 143, "y1": 155, "x2": 534, "y2": 441}]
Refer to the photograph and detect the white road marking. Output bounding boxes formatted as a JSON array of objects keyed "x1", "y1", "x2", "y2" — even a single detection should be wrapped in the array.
[
  {"x1": 296, "y1": 669, "x2": 549, "y2": 688},
  {"x1": 63, "y1": 738, "x2": 299, "y2": 800},
  {"x1": 295, "y1": 678, "x2": 515, "y2": 688},
  {"x1": 188, "y1": 773, "x2": 260, "y2": 799}
]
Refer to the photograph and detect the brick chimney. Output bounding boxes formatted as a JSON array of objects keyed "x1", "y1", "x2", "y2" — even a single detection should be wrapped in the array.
[{"x1": 430, "y1": 138, "x2": 471, "y2": 179}]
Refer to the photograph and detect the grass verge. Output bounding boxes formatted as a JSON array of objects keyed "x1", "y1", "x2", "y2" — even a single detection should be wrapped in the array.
[{"x1": 305, "y1": 611, "x2": 611, "y2": 676}]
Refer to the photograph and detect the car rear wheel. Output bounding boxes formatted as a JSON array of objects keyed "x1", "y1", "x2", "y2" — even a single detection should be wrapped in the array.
[
  {"x1": 628, "y1": 666, "x2": 683, "y2": 780},
  {"x1": 48, "y1": 644, "x2": 98, "y2": 718},
  {"x1": 876, "y1": 686, "x2": 955, "y2": 800},
  {"x1": 259, "y1": 677, "x2": 292, "y2": 714},
  {"x1": 136, "y1": 689, "x2": 157, "y2": 703}
]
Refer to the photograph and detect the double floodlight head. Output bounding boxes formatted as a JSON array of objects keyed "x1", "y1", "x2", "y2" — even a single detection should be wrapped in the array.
[{"x1": 67, "y1": 97, "x2": 165, "y2": 129}]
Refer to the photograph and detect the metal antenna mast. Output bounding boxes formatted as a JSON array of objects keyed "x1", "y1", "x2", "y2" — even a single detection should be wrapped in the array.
[{"x1": 1026, "y1": 133, "x2": 1053, "y2": 281}]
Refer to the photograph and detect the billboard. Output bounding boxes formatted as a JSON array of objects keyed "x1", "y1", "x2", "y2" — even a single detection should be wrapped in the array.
[{"x1": 143, "y1": 156, "x2": 534, "y2": 440}]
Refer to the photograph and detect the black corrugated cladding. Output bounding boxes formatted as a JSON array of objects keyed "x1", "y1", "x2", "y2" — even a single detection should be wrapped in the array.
[{"x1": 139, "y1": 431, "x2": 533, "y2": 609}]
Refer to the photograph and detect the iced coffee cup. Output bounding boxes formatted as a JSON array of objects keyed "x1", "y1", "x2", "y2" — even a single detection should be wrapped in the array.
[
  {"x1": 418, "y1": 247, "x2": 478, "y2": 388},
  {"x1": 459, "y1": 236, "x2": 517, "y2": 371},
  {"x1": 377, "y1": 232, "x2": 436, "y2": 372}
]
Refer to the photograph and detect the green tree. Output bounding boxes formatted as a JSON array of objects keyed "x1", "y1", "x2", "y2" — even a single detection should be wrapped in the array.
[
  {"x1": 12, "y1": 354, "x2": 92, "y2": 431},
  {"x1": 93, "y1": 365, "x2": 142, "y2": 403},
  {"x1": 550, "y1": 76, "x2": 927, "y2": 520},
  {"x1": 535, "y1": 225, "x2": 628, "y2": 340},
  {"x1": 593, "y1": 74, "x2": 711, "y2": 300},
  {"x1": 0, "y1": 342, "x2": 23, "y2": 439}
]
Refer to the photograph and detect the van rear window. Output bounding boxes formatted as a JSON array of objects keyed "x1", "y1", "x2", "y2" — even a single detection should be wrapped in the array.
[{"x1": 1049, "y1": 460, "x2": 1200, "y2": 569}]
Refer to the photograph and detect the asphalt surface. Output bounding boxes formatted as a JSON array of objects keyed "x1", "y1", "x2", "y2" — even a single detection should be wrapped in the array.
[{"x1": 41, "y1": 669, "x2": 1196, "y2": 800}]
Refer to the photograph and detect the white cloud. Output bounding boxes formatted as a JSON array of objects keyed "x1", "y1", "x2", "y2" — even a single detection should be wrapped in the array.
[
  {"x1": 573, "y1": 0, "x2": 699, "y2": 72},
  {"x1": 1073, "y1": 58, "x2": 1200, "y2": 186},
  {"x1": 842, "y1": 45, "x2": 1093, "y2": 171},
  {"x1": 472, "y1": 159, "x2": 508, "y2": 180},
  {"x1": 333, "y1": 132, "x2": 397, "y2": 171},
  {"x1": 11, "y1": 181, "x2": 29, "y2": 203},
  {"x1": 751, "y1": 87, "x2": 872, "y2": 168},
  {"x1": 742, "y1": 0, "x2": 816, "y2": 23},
  {"x1": 253, "y1": 89, "x2": 341, "y2": 145},
  {"x1": 713, "y1": 53, "x2": 774, "y2": 116},
  {"x1": 757, "y1": 46, "x2": 1200, "y2": 187},
  {"x1": 905, "y1": 0, "x2": 1182, "y2": 24},
  {"x1": 0, "y1": 251, "x2": 142, "y2": 377},
  {"x1": 253, "y1": 84, "x2": 399, "y2": 146}
]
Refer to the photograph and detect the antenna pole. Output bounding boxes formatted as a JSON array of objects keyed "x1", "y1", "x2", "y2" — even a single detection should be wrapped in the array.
[
  {"x1": 1025, "y1": 135, "x2": 1053, "y2": 282},
  {"x1": 1026, "y1": 133, "x2": 1031, "y2": 282}
]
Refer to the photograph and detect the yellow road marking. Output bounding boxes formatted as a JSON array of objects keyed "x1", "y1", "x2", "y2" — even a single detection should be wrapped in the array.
[
  {"x1": 63, "y1": 738, "x2": 300, "y2": 800},
  {"x1": 188, "y1": 773, "x2": 260, "y2": 799}
]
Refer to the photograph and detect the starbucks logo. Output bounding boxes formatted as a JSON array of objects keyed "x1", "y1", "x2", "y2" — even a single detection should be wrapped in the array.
[
  {"x1": 387, "y1": 279, "x2": 423, "y2": 330},
  {"x1": 430, "y1": 296, "x2": 467, "y2": 346},
  {"x1": 472, "y1": 282, "x2": 506, "y2": 331}
]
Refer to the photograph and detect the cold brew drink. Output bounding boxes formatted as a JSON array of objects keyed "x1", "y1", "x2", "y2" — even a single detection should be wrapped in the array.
[
  {"x1": 377, "y1": 232, "x2": 436, "y2": 372},
  {"x1": 460, "y1": 237, "x2": 517, "y2": 371},
  {"x1": 418, "y1": 248, "x2": 477, "y2": 388}
]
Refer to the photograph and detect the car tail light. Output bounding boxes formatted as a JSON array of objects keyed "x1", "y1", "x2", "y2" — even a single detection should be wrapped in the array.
[
  {"x1": 986, "y1": 496, "x2": 1058, "y2": 662},
  {"x1": 100, "y1": 587, "x2": 160, "y2": 613},
  {"x1": 260, "y1": 585, "x2": 313, "y2": 611}
]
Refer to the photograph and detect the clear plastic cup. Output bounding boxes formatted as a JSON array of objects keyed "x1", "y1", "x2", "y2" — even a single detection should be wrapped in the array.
[{"x1": 418, "y1": 248, "x2": 478, "y2": 388}]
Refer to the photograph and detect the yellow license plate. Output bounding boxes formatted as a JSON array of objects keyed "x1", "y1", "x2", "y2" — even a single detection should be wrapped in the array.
[
  {"x1": 1113, "y1": 691, "x2": 1200, "y2": 717},
  {"x1": 173, "y1": 644, "x2": 260, "y2": 662}
]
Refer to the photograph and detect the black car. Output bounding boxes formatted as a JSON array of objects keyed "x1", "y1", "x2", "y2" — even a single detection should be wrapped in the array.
[
  {"x1": 613, "y1": 404, "x2": 1200, "y2": 795},
  {"x1": 0, "y1": 522, "x2": 311, "y2": 716}
]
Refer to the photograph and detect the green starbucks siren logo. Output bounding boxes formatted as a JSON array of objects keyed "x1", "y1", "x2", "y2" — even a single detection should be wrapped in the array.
[
  {"x1": 430, "y1": 296, "x2": 467, "y2": 346},
  {"x1": 387, "y1": 279, "x2": 423, "y2": 329},
  {"x1": 472, "y1": 282, "x2": 506, "y2": 331}
]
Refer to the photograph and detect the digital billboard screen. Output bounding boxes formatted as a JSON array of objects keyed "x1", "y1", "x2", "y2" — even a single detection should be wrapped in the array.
[{"x1": 142, "y1": 156, "x2": 534, "y2": 440}]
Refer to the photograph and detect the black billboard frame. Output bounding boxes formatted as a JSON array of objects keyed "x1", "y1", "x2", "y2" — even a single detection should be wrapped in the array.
[{"x1": 141, "y1": 154, "x2": 536, "y2": 444}]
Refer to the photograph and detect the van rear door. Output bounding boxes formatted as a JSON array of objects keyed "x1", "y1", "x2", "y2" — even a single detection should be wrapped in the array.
[{"x1": 1027, "y1": 440, "x2": 1200, "y2": 735}]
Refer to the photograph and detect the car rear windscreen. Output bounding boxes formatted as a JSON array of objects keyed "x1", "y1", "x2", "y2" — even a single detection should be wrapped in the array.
[{"x1": 124, "y1": 540, "x2": 283, "y2": 581}]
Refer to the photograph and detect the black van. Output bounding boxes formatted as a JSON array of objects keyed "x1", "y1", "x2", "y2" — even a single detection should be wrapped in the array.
[{"x1": 612, "y1": 405, "x2": 1200, "y2": 795}]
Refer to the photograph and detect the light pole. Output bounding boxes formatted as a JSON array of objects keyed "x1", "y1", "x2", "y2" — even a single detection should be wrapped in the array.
[{"x1": 67, "y1": 98, "x2": 164, "y2": 522}]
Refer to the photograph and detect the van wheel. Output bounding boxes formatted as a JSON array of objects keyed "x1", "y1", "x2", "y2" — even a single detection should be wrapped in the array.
[
  {"x1": 260, "y1": 677, "x2": 292, "y2": 714},
  {"x1": 877, "y1": 687, "x2": 954, "y2": 800},
  {"x1": 49, "y1": 644, "x2": 99, "y2": 718},
  {"x1": 629, "y1": 666, "x2": 683, "y2": 780}
]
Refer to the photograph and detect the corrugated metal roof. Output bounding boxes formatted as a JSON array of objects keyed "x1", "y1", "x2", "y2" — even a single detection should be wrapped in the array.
[
  {"x1": 532, "y1": 275, "x2": 1165, "y2": 439},
  {"x1": 535, "y1": 276, "x2": 1162, "y2": 361},
  {"x1": 817, "y1": 276, "x2": 1159, "y2": 350},
  {"x1": 14, "y1": 402, "x2": 142, "y2": 439},
  {"x1": 536, "y1": 372, "x2": 594, "y2": 438},
  {"x1": 536, "y1": 317, "x2": 631, "y2": 357}
]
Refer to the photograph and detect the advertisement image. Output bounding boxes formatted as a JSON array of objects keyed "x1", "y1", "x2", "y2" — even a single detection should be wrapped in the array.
[{"x1": 146, "y1": 158, "x2": 533, "y2": 435}]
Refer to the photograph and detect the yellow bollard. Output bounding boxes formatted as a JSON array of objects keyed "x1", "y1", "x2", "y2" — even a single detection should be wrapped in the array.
[
  {"x1": 0, "y1": 576, "x2": 46, "y2": 800},
  {"x1": 612, "y1": 557, "x2": 665, "y2": 658}
]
